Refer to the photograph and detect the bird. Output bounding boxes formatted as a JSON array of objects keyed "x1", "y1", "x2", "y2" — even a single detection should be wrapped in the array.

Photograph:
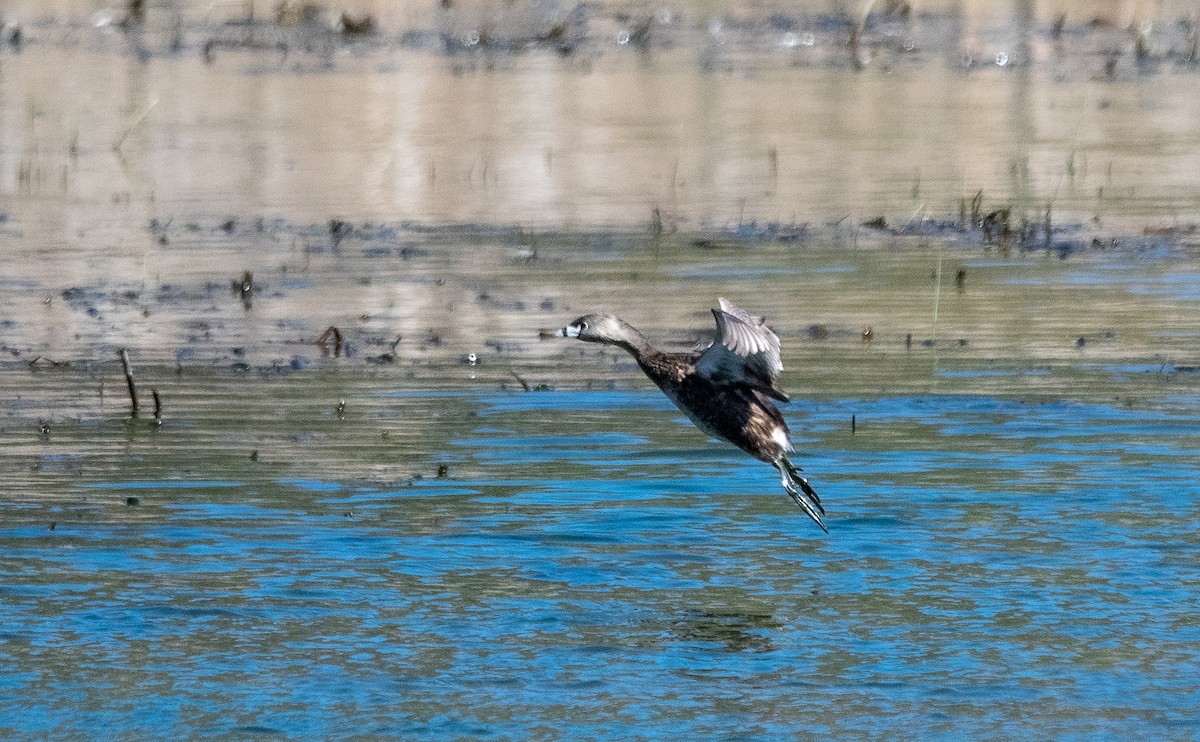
[{"x1": 558, "y1": 298, "x2": 827, "y2": 532}]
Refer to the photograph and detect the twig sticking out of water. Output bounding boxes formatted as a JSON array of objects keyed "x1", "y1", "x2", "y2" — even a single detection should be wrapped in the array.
[
  {"x1": 317, "y1": 326, "x2": 343, "y2": 357},
  {"x1": 1134, "y1": 25, "x2": 1151, "y2": 61},
  {"x1": 930, "y1": 253, "x2": 943, "y2": 364},
  {"x1": 1051, "y1": 14, "x2": 1066, "y2": 40},
  {"x1": 848, "y1": 0, "x2": 875, "y2": 70},
  {"x1": 28, "y1": 356, "x2": 69, "y2": 368},
  {"x1": 510, "y1": 369, "x2": 531, "y2": 392},
  {"x1": 330, "y1": 219, "x2": 351, "y2": 248},
  {"x1": 232, "y1": 271, "x2": 254, "y2": 310},
  {"x1": 152, "y1": 389, "x2": 162, "y2": 424},
  {"x1": 4, "y1": 22, "x2": 23, "y2": 48},
  {"x1": 112, "y1": 98, "x2": 159, "y2": 152},
  {"x1": 119, "y1": 347, "x2": 140, "y2": 417},
  {"x1": 982, "y1": 208, "x2": 1010, "y2": 243}
]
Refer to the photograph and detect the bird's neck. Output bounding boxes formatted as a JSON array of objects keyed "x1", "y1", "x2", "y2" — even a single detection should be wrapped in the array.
[{"x1": 612, "y1": 321, "x2": 657, "y2": 361}]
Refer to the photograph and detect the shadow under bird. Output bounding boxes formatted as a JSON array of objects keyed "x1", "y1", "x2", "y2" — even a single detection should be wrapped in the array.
[{"x1": 558, "y1": 298, "x2": 827, "y2": 532}]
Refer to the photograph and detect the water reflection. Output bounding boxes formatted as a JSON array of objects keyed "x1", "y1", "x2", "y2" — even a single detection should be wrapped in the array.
[{"x1": 4, "y1": 0, "x2": 1200, "y2": 240}]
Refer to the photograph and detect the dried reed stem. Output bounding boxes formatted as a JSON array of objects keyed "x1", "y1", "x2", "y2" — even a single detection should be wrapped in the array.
[{"x1": 119, "y1": 347, "x2": 140, "y2": 417}]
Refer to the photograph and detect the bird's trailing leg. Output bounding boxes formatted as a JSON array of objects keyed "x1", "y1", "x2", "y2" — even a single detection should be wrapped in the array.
[{"x1": 775, "y1": 453, "x2": 828, "y2": 533}]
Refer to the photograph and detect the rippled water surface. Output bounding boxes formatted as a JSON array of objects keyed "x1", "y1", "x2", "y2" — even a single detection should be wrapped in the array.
[
  {"x1": 4, "y1": 233, "x2": 1200, "y2": 738},
  {"x1": 4, "y1": 381, "x2": 1200, "y2": 738},
  {"x1": 5, "y1": 0, "x2": 1200, "y2": 738}
]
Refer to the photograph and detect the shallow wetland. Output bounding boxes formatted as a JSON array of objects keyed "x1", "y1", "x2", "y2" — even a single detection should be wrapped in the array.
[{"x1": 3, "y1": 1, "x2": 1200, "y2": 738}]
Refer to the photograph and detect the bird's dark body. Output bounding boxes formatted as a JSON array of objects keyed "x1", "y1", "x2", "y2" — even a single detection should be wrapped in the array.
[
  {"x1": 637, "y1": 351, "x2": 787, "y2": 464},
  {"x1": 558, "y1": 298, "x2": 827, "y2": 532}
]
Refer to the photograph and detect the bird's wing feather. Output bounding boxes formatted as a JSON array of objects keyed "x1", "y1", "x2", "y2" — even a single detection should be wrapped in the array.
[{"x1": 696, "y1": 298, "x2": 788, "y2": 401}]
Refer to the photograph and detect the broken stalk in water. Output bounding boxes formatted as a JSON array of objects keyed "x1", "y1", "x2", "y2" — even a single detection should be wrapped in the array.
[{"x1": 119, "y1": 348, "x2": 140, "y2": 418}]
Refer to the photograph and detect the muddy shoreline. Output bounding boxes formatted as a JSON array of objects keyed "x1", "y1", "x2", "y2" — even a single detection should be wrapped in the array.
[{"x1": 1, "y1": 212, "x2": 1195, "y2": 362}]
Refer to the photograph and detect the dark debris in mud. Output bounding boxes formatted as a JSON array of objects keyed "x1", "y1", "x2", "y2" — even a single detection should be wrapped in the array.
[
  {"x1": 149, "y1": 200, "x2": 1200, "y2": 258},
  {"x1": 4, "y1": 3, "x2": 1200, "y2": 79},
  {"x1": 2, "y1": 208, "x2": 1197, "y2": 392},
  {"x1": 704, "y1": 211, "x2": 1193, "y2": 260}
]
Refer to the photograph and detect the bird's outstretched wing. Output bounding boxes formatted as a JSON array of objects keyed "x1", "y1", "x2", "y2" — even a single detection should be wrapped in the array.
[{"x1": 695, "y1": 298, "x2": 789, "y2": 402}]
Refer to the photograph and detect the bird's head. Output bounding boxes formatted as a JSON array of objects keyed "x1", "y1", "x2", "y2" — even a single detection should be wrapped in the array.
[{"x1": 558, "y1": 314, "x2": 629, "y2": 345}]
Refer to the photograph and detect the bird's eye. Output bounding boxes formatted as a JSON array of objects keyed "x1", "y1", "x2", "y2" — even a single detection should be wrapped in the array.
[{"x1": 580, "y1": 321, "x2": 589, "y2": 332}]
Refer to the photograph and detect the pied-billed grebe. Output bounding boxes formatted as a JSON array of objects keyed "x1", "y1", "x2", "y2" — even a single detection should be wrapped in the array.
[{"x1": 559, "y1": 298, "x2": 826, "y2": 532}]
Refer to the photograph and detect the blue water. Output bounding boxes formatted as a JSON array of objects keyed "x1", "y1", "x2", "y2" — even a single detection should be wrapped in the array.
[{"x1": 3, "y1": 390, "x2": 1200, "y2": 738}]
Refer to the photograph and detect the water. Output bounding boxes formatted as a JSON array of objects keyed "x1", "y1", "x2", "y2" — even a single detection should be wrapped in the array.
[
  {"x1": 3, "y1": 385, "x2": 1200, "y2": 738},
  {"x1": 4, "y1": 226, "x2": 1200, "y2": 738},
  {"x1": 5, "y1": 230, "x2": 1200, "y2": 740},
  {"x1": 5, "y1": 0, "x2": 1200, "y2": 236},
  {"x1": 5, "y1": 0, "x2": 1200, "y2": 737}
]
